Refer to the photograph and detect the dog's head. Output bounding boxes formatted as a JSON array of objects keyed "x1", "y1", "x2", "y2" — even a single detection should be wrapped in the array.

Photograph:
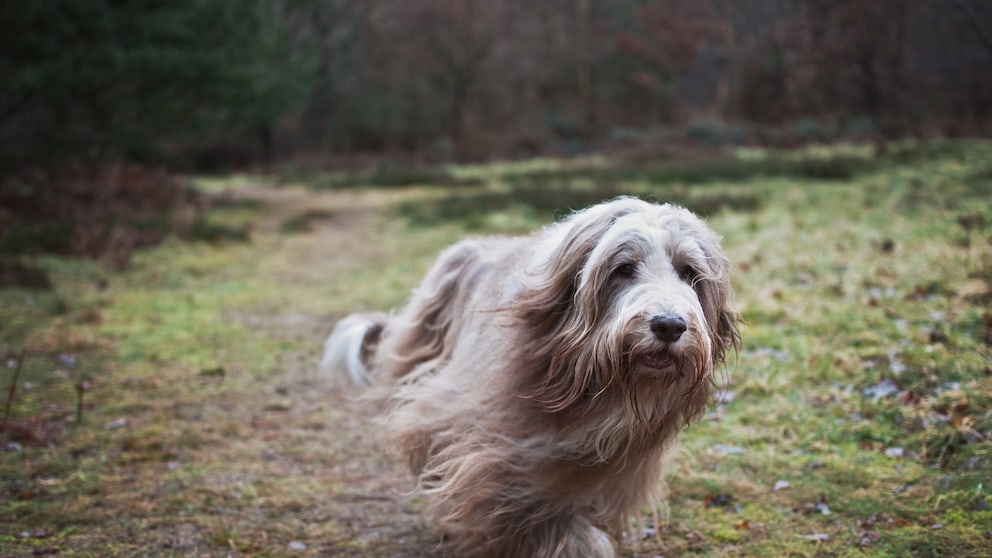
[{"x1": 513, "y1": 197, "x2": 740, "y2": 427}]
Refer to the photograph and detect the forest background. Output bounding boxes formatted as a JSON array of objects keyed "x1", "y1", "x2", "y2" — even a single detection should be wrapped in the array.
[{"x1": 4, "y1": 0, "x2": 991, "y2": 175}]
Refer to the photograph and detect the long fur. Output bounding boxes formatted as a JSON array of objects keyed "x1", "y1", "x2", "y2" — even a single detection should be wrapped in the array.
[{"x1": 322, "y1": 197, "x2": 741, "y2": 557}]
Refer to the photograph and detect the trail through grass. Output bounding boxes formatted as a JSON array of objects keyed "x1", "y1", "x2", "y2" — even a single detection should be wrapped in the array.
[{"x1": 2, "y1": 141, "x2": 990, "y2": 556}]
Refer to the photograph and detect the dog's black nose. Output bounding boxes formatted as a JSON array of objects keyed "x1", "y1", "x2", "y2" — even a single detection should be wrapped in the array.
[{"x1": 650, "y1": 315, "x2": 686, "y2": 343}]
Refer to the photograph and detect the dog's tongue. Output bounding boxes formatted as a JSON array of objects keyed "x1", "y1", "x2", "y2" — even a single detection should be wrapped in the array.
[{"x1": 642, "y1": 351, "x2": 674, "y2": 370}]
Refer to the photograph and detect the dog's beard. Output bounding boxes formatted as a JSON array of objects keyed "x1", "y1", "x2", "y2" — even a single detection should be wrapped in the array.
[
  {"x1": 518, "y1": 313, "x2": 714, "y2": 467},
  {"x1": 622, "y1": 320, "x2": 712, "y2": 387},
  {"x1": 621, "y1": 322, "x2": 714, "y2": 427}
]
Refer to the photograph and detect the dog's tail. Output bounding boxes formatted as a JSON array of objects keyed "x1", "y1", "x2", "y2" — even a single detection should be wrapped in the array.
[{"x1": 320, "y1": 313, "x2": 387, "y2": 387}]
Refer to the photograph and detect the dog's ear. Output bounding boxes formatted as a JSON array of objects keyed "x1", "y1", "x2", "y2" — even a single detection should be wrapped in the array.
[
  {"x1": 511, "y1": 201, "x2": 639, "y2": 413},
  {"x1": 697, "y1": 240, "x2": 741, "y2": 367},
  {"x1": 513, "y1": 201, "x2": 637, "y2": 333},
  {"x1": 714, "y1": 286, "x2": 742, "y2": 366}
]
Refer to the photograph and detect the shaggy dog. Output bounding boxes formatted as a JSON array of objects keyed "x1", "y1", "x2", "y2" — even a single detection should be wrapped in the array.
[{"x1": 322, "y1": 196, "x2": 740, "y2": 557}]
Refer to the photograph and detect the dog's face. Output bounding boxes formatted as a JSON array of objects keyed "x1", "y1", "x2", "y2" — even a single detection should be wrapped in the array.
[
  {"x1": 579, "y1": 202, "x2": 735, "y2": 379},
  {"x1": 514, "y1": 197, "x2": 740, "y2": 424}
]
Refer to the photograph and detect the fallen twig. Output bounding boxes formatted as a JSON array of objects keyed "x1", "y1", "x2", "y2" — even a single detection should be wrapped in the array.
[{"x1": 1, "y1": 349, "x2": 26, "y2": 434}]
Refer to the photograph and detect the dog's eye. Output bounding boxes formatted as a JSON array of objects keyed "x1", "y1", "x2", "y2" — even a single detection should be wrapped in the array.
[
  {"x1": 677, "y1": 264, "x2": 698, "y2": 283},
  {"x1": 613, "y1": 263, "x2": 637, "y2": 278}
]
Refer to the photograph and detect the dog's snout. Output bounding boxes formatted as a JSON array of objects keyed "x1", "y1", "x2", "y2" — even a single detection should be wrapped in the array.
[{"x1": 649, "y1": 315, "x2": 687, "y2": 343}]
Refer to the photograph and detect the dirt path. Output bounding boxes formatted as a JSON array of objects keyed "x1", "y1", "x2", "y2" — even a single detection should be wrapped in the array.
[{"x1": 204, "y1": 185, "x2": 438, "y2": 556}]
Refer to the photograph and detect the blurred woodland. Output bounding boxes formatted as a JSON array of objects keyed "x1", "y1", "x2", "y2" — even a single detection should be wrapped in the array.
[{"x1": 4, "y1": 0, "x2": 992, "y2": 173}]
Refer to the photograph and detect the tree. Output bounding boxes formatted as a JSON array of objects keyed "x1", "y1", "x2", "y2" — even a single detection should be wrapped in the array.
[
  {"x1": 0, "y1": 0, "x2": 314, "y2": 171},
  {"x1": 610, "y1": 0, "x2": 717, "y2": 123}
]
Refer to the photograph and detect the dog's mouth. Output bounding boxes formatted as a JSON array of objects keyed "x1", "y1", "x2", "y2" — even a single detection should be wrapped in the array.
[{"x1": 641, "y1": 350, "x2": 676, "y2": 370}]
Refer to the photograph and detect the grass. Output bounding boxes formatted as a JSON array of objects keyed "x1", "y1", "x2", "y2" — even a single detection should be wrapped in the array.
[{"x1": 1, "y1": 140, "x2": 991, "y2": 556}]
